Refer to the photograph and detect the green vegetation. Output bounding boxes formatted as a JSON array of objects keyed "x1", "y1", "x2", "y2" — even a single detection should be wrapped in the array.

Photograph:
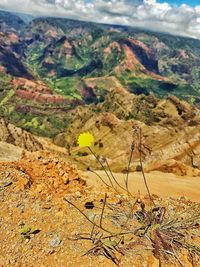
[
  {"x1": 19, "y1": 226, "x2": 40, "y2": 239},
  {"x1": 0, "y1": 72, "x2": 12, "y2": 101},
  {"x1": 192, "y1": 67, "x2": 200, "y2": 91},
  {"x1": 117, "y1": 72, "x2": 199, "y2": 104},
  {"x1": 1, "y1": 11, "x2": 200, "y2": 138},
  {"x1": 0, "y1": 89, "x2": 15, "y2": 107},
  {"x1": 0, "y1": 94, "x2": 71, "y2": 137},
  {"x1": 15, "y1": 112, "x2": 69, "y2": 137},
  {"x1": 46, "y1": 77, "x2": 81, "y2": 99}
]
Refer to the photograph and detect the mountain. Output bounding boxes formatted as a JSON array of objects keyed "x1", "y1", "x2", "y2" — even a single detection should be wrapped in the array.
[
  {"x1": 0, "y1": 10, "x2": 26, "y2": 31},
  {"x1": 0, "y1": 10, "x2": 200, "y2": 174},
  {"x1": 1, "y1": 11, "x2": 200, "y2": 266}
]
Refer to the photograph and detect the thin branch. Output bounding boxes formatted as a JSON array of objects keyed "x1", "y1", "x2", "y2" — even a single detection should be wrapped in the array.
[
  {"x1": 90, "y1": 215, "x2": 96, "y2": 239},
  {"x1": 88, "y1": 147, "x2": 114, "y2": 188},
  {"x1": 64, "y1": 198, "x2": 133, "y2": 237},
  {"x1": 89, "y1": 169, "x2": 112, "y2": 188},
  {"x1": 118, "y1": 198, "x2": 139, "y2": 233},
  {"x1": 138, "y1": 128, "x2": 155, "y2": 207},
  {"x1": 162, "y1": 203, "x2": 200, "y2": 229},
  {"x1": 101, "y1": 230, "x2": 135, "y2": 240},
  {"x1": 105, "y1": 158, "x2": 133, "y2": 196},
  {"x1": 64, "y1": 197, "x2": 113, "y2": 234},
  {"x1": 125, "y1": 141, "x2": 135, "y2": 193},
  {"x1": 100, "y1": 193, "x2": 107, "y2": 228},
  {"x1": 171, "y1": 241, "x2": 184, "y2": 266}
]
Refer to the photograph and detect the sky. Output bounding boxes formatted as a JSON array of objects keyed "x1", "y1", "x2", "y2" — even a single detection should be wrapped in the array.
[
  {"x1": 158, "y1": 0, "x2": 199, "y2": 6},
  {"x1": 0, "y1": 0, "x2": 200, "y2": 39}
]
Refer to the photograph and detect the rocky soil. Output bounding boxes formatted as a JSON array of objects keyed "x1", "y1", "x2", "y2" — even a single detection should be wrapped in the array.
[
  {"x1": 0, "y1": 150, "x2": 199, "y2": 267},
  {"x1": 0, "y1": 118, "x2": 43, "y2": 151}
]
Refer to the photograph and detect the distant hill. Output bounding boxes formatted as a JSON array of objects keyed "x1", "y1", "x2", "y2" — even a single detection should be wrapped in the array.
[
  {"x1": 0, "y1": 9, "x2": 200, "y2": 138},
  {"x1": 0, "y1": 10, "x2": 26, "y2": 30}
]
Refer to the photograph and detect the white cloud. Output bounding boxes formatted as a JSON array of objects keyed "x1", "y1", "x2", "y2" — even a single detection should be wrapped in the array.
[{"x1": 0, "y1": 0, "x2": 200, "y2": 39}]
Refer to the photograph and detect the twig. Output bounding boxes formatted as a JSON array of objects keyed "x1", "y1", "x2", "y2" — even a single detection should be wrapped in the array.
[
  {"x1": 117, "y1": 197, "x2": 139, "y2": 235},
  {"x1": 100, "y1": 193, "x2": 107, "y2": 228},
  {"x1": 125, "y1": 141, "x2": 134, "y2": 193},
  {"x1": 138, "y1": 128, "x2": 155, "y2": 207},
  {"x1": 162, "y1": 203, "x2": 200, "y2": 229},
  {"x1": 102, "y1": 230, "x2": 137, "y2": 240},
  {"x1": 105, "y1": 159, "x2": 130, "y2": 194},
  {"x1": 171, "y1": 241, "x2": 184, "y2": 266},
  {"x1": 90, "y1": 215, "x2": 96, "y2": 239},
  {"x1": 64, "y1": 197, "x2": 113, "y2": 234},
  {"x1": 89, "y1": 169, "x2": 112, "y2": 188},
  {"x1": 88, "y1": 147, "x2": 114, "y2": 188},
  {"x1": 64, "y1": 197, "x2": 133, "y2": 237},
  {"x1": 88, "y1": 148, "x2": 128, "y2": 196}
]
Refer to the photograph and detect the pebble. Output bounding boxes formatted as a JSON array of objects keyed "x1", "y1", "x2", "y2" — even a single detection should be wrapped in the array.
[
  {"x1": 74, "y1": 191, "x2": 81, "y2": 198},
  {"x1": 49, "y1": 236, "x2": 62, "y2": 247}
]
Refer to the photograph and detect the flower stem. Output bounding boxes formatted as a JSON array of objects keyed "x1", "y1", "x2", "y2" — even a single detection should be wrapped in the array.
[
  {"x1": 125, "y1": 141, "x2": 134, "y2": 193},
  {"x1": 138, "y1": 128, "x2": 155, "y2": 207},
  {"x1": 88, "y1": 147, "x2": 114, "y2": 188}
]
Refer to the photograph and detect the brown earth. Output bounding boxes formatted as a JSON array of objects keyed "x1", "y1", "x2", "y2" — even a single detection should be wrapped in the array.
[
  {"x1": 0, "y1": 118, "x2": 43, "y2": 151},
  {"x1": 0, "y1": 141, "x2": 23, "y2": 161},
  {"x1": 54, "y1": 89, "x2": 200, "y2": 176},
  {"x1": 86, "y1": 170, "x2": 200, "y2": 202},
  {"x1": 0, "y1": 150, "x2": 199, "y2": 266},
  {"x1": 114, "y1": 38, "x2": 167, "y2": 81},
  {"x1": 12, "y1": 78, "x2": 67, "y2": 104}
]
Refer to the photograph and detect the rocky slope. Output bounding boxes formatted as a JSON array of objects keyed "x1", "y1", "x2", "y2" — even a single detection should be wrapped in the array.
[
  {"x1": 0, "y1": 118, "x2": 43, "y2": 151},
  {"x1": 0, "y1": 10, "x2": 200, "y2": 138},
  {"x1": 0, "y1": 10, "x2": 25, "y2": 31},
  {"x1": 0, "y1": 141, "x2": 23, "y2": 162},
  {"x1": 0, "y1": 10, "x2": 200, "y2": 176},
  {"x1": 55, "y1": 89, "x2": 200, "y2": 175},
  {"x1": 0, "y1": 10, "x2": 200, "y2": 267}
]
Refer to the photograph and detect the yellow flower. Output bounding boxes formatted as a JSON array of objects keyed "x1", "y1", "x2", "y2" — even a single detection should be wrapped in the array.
[{"x1": 77, "y1": 132, "x2": 94, "y2": 147}]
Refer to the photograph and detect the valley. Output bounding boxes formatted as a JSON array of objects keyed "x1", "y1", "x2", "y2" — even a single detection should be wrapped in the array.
[
  {"x1": 0, "y1": 10, "x2": 200, "y2": 175},
  {"x1": 0, "y1": 9, "x2": 200, "y2": 267}
]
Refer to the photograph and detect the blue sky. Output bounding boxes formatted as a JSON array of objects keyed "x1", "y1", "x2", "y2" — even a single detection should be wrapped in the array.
[
  {"x1": 0, "y1": 0, "x2": 200, "y2": 39},
  {"x1": 158, "y1": 0, "x2": 199, "y2": 5}
]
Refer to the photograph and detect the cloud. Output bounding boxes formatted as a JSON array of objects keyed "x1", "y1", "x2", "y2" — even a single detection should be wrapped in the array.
[{"x1": 0, "y1": 0, "x2": 200, "y2": 39}]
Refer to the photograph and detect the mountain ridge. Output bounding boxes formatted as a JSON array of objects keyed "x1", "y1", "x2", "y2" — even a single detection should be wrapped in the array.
[{"x1": 0, "y1": 9, "x2": 200, "y2": 175}]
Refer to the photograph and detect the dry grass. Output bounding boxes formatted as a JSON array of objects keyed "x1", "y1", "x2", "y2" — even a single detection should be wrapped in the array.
[{"x1": 65, "y1": 127, "x2": 200, "y2": 266}]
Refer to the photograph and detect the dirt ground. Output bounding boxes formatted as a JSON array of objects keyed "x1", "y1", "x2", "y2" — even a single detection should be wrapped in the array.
[
  {"x1": 0, "y1": 151, "x2": 199, "y2": 267},
  {"x1": 85, "y1": 170, "x2": 200, "y2": 202}
]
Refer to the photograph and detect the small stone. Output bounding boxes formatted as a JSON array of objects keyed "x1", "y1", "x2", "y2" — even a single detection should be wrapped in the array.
[
  {"x1": 25, "y1": 238, "x2": 30, "y2": 244},
  {"x1": 62, "y1": 175, "x2": 69, "y2": 185},
  {"x1": 74, "y1": 191, "x2": 81, "y2": 198},
  {"x1": 84, "y1": 201, "x2": 94, "y2": 209},
  {"x1": 49, "y1": 236, "x2": 62, "y2": 248}
]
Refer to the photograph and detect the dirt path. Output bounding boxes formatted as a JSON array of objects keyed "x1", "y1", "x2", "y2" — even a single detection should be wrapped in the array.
[{"x1": 85, "y1": 170, "x2": 200, "y2": 201}]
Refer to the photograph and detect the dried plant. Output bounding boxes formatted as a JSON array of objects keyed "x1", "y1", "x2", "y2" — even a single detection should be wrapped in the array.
[{"x1": 65, "y1": 128, "x2": 200, "y2": 266}]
